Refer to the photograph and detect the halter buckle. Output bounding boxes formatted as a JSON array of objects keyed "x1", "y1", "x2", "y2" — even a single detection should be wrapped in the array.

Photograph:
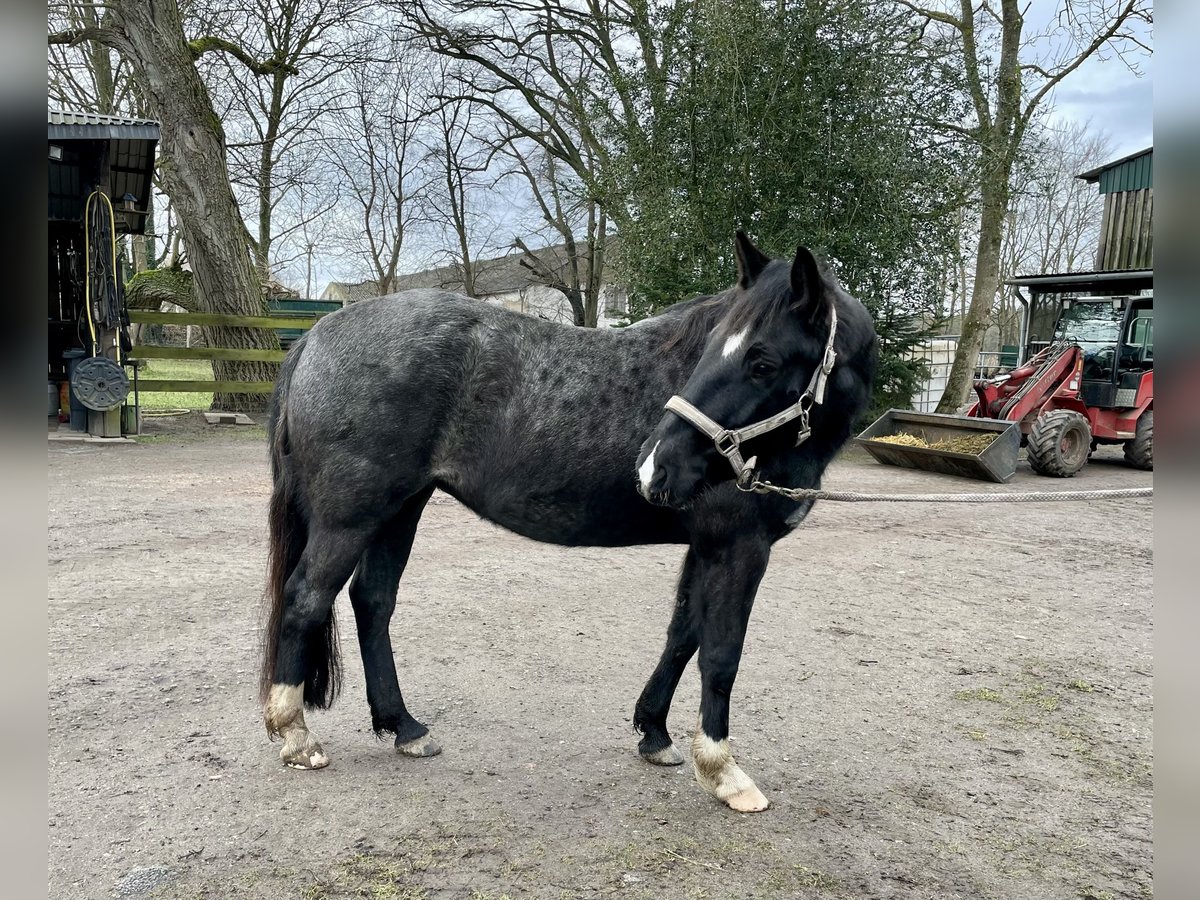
[{"x1": 714, "y1": 431, "x2": 740, "y2": 459}]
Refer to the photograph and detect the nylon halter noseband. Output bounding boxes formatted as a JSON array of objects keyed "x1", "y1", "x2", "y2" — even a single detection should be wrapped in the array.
[{"x1": 663, "y1": 304, "x2": 838, "y2": 489}]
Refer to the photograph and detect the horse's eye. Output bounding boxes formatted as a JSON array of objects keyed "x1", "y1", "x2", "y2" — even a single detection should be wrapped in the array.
[{"x1": 751, "y1": 361, "x2": 775, "y2": 379}]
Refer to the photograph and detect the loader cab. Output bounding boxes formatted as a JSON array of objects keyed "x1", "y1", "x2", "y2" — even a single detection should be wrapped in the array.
[
  {"x1": 1051, "y1": 295, "x2": 1152, "y2": 408},
  {"x1": 1008, "y1": 269, "x2": 1153, "y2": 412}
]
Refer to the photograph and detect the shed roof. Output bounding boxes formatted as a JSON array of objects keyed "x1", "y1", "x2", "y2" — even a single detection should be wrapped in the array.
[
  {"x1": 48, "y1": 108, "x2": 161, "y2": 141},
  {"x1": 48, "y1": 108, "x2": 160, "y2": 233},
  {"x1": 1078, "y1": 146, "x2": 1152, "y2": 193},
  {"x1": 1006, "y1": 269, "x2": 1152, "y2": 293}
]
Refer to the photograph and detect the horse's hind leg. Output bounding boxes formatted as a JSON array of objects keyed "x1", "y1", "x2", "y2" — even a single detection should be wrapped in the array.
[
  {"x1": 266, "y1": 523, "x2": 372, "y2": 769},
  {"x1": 634, "y1": 548, "x2": 701, "y2": 766},
  {"x1": 348, "y1": 486, "x2": 441, "y2": 758}
]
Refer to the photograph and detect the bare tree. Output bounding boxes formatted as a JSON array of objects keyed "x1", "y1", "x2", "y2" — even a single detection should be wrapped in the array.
[
  {"x1": 980, "y1": 120, "x2": 1114, "y2": 348},
  {"x1": 325, "y1": 41, "x2": 431, "y2": 295},
  {"x1": 398, "y1": 0, "x2": 665, "y2": 324},
  {"x1": 1004, "y1": 120, "x2": 1113, "y2": 278},
  {"x1": 500, "y1": 134, "x2": 608, "y2": 326},
  {"x1": 49, "y1": 0, "x2": 294, "y2": 411},
  {"x1": 420, "y1": 87, "x2": 495, "y2": 297},
  {"x1": 897, "y1": 0, "x2": 1152, "y2": 412},
  {"x1": 47, "y1": 4, "x2": 137, "y2": 114},
  {"x1": 195, "y1": 0, "x2": 376, "y2": 279},
  {"x1": 269, "y1": 179, "x2": 339, "y2": 296}
]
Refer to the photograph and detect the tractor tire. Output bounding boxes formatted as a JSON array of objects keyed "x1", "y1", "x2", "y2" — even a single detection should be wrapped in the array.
[
  {"x1": 1027, "y1": 409, "x2": 1092, "y2": 477},
  {"x1": 1124, "y1": 410, "x2": 1153, "y2": 470}
]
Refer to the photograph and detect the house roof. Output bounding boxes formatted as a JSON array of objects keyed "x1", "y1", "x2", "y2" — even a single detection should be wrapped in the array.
[
  {"x1": 321, "y1": 279, "x2": 392, "y2": 303},
  {"x1": 392, "y1": 240, "x2": 618, "y2": 295},
  {"x1": 327, "y1": 238, "x2": 620, "y2": 302}
]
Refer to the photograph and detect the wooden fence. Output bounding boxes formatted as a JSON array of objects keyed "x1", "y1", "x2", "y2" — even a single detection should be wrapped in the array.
[{"x1": 126, "y1": 308, "x2": 333, "y2": 394}]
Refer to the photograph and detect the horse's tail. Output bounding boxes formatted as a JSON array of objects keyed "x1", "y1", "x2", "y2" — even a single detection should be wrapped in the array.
[{"x1": 260, "y1": 336, "x2": 341, "y2": 709}]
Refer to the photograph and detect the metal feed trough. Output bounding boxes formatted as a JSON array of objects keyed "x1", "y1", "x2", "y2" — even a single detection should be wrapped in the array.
[{"x1": 857, "y1": 410, "x2": 1021, "y2": 483}]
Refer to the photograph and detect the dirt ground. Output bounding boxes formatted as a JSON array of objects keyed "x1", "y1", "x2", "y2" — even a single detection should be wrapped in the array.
[{"x1": 48, "y1": 416, "x2": 1153, "y2": 900}]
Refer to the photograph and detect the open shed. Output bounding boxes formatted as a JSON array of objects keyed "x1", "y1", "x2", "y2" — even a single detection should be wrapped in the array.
[{"x1": 49, "y1": 109, "x2": 159, "y2": 435}]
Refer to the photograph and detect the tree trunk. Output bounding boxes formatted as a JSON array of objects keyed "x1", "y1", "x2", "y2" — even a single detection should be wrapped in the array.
[
  {"x1": 105, "y1": 0, "x2": 279, "y2": 412},
  {"x1": 937, "y1": 171, "x2": 1008, "y2": 412},
  {"x1": 255, "y1": 70, "x2": 287, "y2": 276}
]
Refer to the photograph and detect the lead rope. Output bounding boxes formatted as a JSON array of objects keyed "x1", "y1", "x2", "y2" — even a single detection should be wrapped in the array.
[{"x1": 737, "y1": 479, "x2": 1152, "y2": 503}]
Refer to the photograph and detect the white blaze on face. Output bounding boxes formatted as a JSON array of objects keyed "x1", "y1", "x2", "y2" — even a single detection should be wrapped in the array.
[
  {"x1": 722, "y1": 326, "x2": 750, "y2": 359},
  {"x1": 638, "y1": 440, "x2": 661, "y2": 493}
]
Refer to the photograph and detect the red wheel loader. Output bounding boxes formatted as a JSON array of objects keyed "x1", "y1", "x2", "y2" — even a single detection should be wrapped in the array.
[{"x1": 859, "y1": 270, "x2": 1153, "y2": 481}]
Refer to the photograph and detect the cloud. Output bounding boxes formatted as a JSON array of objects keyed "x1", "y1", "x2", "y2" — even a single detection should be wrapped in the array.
[{"x1": 1047, "y1": 59, "x2": 1153, "y2": 158}]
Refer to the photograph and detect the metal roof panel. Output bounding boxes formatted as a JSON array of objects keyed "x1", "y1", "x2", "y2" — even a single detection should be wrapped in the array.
[{"x1": 48, "y1": 108, "x2": 160, "y2": 141}]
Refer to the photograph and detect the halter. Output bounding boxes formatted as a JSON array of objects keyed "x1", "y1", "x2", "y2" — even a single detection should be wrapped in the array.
[{"x1": 663, "y1": 304, "x2": 838, "y2": 489}]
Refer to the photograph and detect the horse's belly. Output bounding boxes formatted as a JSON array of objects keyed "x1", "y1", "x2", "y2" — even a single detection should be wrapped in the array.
[{"x1": 435, "y1": 475, "x2": 688, "y2": 548}]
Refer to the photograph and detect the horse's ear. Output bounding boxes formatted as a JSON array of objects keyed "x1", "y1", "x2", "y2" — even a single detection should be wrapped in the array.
[
  {"x1": 734, "y1": 230, "x2": 771, "y2": 289},
  {"x1": 790, "y1": 245, "x2": 827, "y2": 321}
]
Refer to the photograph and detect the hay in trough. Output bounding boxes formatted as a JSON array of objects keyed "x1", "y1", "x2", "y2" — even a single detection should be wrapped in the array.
[{"x1": 872, "y1": 431, "x2": 997, "y2": 455}]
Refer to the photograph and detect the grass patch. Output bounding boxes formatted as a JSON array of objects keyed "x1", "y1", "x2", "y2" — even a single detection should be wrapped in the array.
[
  {"x1": 135, "y1": 358, "x2": 213, "y2": 410},
  {"x1": 1067, "y1": 679, "x2": 1094, "y2": 693},
  {"x1": 1018, "y1": 684, "x2": 1060, "y2": 712},
  {"x1": 792, "y1": 864, "x2": 839, "y2": 891}
]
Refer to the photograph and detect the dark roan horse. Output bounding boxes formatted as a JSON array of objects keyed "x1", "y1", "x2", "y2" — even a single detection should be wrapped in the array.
[{"x1": 261, "y1": 232, "x2": 878, "y2": 812}]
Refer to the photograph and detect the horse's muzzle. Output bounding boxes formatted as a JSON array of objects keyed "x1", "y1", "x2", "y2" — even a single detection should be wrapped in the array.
[{"x1": 636, "y1": 433, "x2": 705, "y2": 509}]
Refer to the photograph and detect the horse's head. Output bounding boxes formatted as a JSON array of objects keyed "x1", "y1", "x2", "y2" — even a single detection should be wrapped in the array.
[{"x1": 637, "y1": 231, "x2": 840, "y2": 509}]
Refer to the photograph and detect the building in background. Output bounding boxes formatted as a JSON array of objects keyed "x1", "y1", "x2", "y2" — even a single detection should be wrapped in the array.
[
  {"x1": 322, "y1": 240, "x2": 628, "y2": 328},
  {"x1": 1078, "y1": 147, "x2": 1152, "y2": 271}
]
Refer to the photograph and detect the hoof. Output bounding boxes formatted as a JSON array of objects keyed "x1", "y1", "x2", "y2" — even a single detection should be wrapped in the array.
[
  {"x1": 691, "y1": 727, "x2": 768, "y2": 812},
  {"x1": 640, "y1": 743, "x2": 685, "y2": 766},
  {"x1": 281, "y1": 739, "x2": 329, "y2": 770},
  {"x1": 725, "y1": 785, "x2": 770, "y2": 813},
  {"x1": 396, "y1": 734, "x2": 442, "y2": 758}
]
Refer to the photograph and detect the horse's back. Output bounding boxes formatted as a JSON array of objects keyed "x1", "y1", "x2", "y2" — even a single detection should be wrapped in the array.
[{"x1": 282, "y1": 290, "x2": 689, "y2": 545}]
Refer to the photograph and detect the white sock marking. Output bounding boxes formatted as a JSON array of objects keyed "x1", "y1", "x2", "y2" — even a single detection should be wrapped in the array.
[
  {"x1": 722, "y1": 327, "x2": 749, "y2": 359},
  {"x1": 638, "y1": 440, "x2": 661, "y2": 492},
  {"x1": 692, "y1": 729, "x2": 764, "y2": 807}
]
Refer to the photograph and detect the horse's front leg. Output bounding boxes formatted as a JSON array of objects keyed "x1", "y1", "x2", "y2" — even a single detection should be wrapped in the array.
[
  {"x1": 634, "y1": 547, "x2": 701, "y2": 766},
  {"x1": 691, "y1": 539, "x2": 772, "y2": 813}
]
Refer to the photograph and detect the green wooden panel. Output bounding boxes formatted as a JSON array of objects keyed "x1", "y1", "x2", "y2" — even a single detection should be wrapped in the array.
[
  {"x1": 1098, "y1": 153, "x2": 1153, "y2": 194},
  {"x1": 137, "y1": 379, "x2": 275, "y2": 393},
  {"x1": 268, "y1": 298, "x2": 342, "y2": 314},
  {"x1": 127, "y1": 310, "x2": 326, "y2": 329},
  {"x1": 131, "y1": 345, "x2": 288, "y2": 362}
]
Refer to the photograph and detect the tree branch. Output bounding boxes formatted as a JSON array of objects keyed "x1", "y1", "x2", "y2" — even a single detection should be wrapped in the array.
[
  {"x1": 894, "y1": 0, "x2": 964, "y2": 30},
  {"x1": 1021, "y1": 0, "x2": 1142, "y2": 122},
  {"x1": 48, "y1": 26, "x2": 113, "y2": 47},
  {"x1": 188, "y1": 36, "x2": 299, "y2": 77}
]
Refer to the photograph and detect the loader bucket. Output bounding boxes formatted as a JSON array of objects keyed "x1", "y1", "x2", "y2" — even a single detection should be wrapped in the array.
[{"x1": 856, "y1": 410, "x2": 1021, "y2": 483}]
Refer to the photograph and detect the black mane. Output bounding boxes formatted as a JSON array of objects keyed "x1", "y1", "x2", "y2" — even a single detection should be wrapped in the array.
[{"x1": 656, "y1": 290, "x2": 734, "y2": 355}]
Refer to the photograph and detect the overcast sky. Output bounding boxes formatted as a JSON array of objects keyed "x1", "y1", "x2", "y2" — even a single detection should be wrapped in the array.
[
  {"x1": 1028, "y1": 0, "x2": 1154, "y2": 159},
  {"x1": 1049, "y1": 53, "x2": 1153, "y2": 158}
]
